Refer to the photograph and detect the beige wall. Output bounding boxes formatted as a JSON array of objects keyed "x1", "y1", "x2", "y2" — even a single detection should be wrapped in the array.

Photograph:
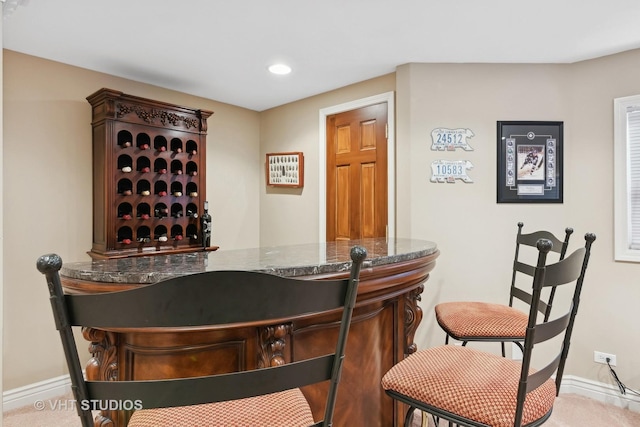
[
  {"x1": 3, "y1": 46, "x2": 640, "y2": 395},
  {"x1": 1, "y1": 18, "x2": 5, "y2": 420},
  {"x1": 2, "y1": 50, "x2": 260, "y2": 389},
  {"x1": 395, "y1": 56, "x2": 640, "y2": 389},
  {"x1": 259, "y1": 74, "x2": 396, "y2": 245},
  {"x1": 259, "y1": 55, "x2": 640, "y2": 391}
]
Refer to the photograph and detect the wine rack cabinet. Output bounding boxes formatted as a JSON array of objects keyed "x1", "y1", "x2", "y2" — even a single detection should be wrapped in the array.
[{"x1": 87, "y1": 88, "x2": 214, "y2": 259}]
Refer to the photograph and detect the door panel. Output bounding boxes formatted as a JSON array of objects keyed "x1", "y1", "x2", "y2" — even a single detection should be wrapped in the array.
[
  {"x1": 327, "y1": 103, "x2": 387, "y2": 241},
  {"x1": 336, "y1": 166, "x2": 351, "y2": 240},
  {"x1": 337, "y1": 125, "x2": 351, "y2": 153},
  {"x1": 361, "y1": 120, "x2": 377, "y2": 150},
  {"x1": 361, "y1": 163, "x2": 376, "y2": 238}
]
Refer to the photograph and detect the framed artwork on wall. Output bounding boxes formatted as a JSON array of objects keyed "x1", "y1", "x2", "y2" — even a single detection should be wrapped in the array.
[
  {"x1": 497, "y1": 121, "x2": 563, "y2": 203},
  {"x1": 266, "y1": 152, "x2": 304, "y2": 188}
]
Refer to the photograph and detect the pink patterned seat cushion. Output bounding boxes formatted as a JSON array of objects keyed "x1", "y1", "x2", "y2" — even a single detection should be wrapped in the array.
[
  {"x1": 127, "y1": 388, "x2": 315, "y2": 427},
  {"x1": 381, "y1": 346, "x2": 556, "y2": 427},
  {"x1": 435, "y1": 301, "x2": 529, "y2": 339}
]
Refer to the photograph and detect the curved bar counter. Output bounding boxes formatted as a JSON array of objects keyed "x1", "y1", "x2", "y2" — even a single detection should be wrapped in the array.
[{"x1": 60, "y1": 238, "x2": 439, "y2": 427}]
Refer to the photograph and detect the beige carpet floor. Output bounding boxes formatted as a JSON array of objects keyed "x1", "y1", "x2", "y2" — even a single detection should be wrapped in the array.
[
  {"x1": 3, "y1": 392, "x2": 639, "y2": 426},
  {"x1": 412, "y1": 393, "x2": 640, "y2": 427}
]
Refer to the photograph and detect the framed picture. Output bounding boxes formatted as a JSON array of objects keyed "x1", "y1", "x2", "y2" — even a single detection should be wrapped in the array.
[
  {"x1": 497, "y1": 121, "x2": 563, "y2": 203},
  {"x1": 266, "y1": 152, "x2": 304, "y2": 188}
]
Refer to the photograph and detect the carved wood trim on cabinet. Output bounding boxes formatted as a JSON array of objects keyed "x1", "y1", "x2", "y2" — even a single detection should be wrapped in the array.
[{"x1": 86, "y1": 88, "x2": 215, "y2": 259}]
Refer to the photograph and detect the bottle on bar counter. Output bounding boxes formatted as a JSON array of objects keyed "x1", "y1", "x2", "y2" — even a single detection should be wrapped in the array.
[{"x1": 200, "y1": 201, "x2": 212, "y2": 249}]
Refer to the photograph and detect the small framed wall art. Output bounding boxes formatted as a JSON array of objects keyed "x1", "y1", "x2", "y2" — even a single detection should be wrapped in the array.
[
  {"x1": 266, "y1": 152, "x2": 304, "y2": 188},
  {"x1": 497, "y1": 121, "x2": 563, "y2": 203}
]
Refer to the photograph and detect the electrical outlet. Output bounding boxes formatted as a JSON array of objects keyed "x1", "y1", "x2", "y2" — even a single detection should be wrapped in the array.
[{"x1": 594, "y1": 351, "x2": 617, "y2": 366}]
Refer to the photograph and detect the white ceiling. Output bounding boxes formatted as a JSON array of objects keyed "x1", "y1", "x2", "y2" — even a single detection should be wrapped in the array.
[{"x1": 4, "y1": 0, "x2": 640, "y2": 111}]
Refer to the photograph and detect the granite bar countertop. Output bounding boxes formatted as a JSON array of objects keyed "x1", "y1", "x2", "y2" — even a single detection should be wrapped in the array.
[{"x1": 61, "y1": 238, "x2": 438, "y2": 284}]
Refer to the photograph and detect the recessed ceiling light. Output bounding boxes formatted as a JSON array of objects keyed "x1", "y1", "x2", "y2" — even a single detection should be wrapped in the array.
[{"x1": 268, "y1": 63, "x2": 292, "y2": 75}]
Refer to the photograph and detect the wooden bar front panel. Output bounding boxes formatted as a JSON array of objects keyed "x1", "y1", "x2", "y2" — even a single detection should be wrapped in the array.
[{"x1": 69, "y1": 253, "x2": 437, "y2": 427}]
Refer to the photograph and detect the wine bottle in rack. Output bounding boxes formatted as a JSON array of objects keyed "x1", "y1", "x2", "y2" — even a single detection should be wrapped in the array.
[
  {"x1": 172, "y1": 141, "x2": 183, "y2": 154},
  {"x1": 154, "y1": 207, "x2": 169, "y2": 218},
  {"x1": 136, "y1": 226, "x2": 151, "y2": 242},
  {"x1": 154, "y1": 136, "x2": 167, "y2": 152},
  {"x1": 118, "y1": 226, "x2": 133, "y2": 245},
  {"x1": 186, "y1": 140, "x2": 197, "y2": 155},
  {"x1": 172, "y1": 206, "x2": 183, "y2": 218},
  {"x1": 200, "y1": 201, "x2": 212, "y2": 249},
  {"x1": 187, "y1": 210, "x2": 198, "y2": 218},
  {"x1": 186, "y1": 162, "x2": 197, "y2": 176},
  {"x1": 118, "y1": 203, "x2": 133, "y2": 221},
  {"x1": 119, "y1": 179, "x2": 133, "y2": 196},
  {"x1": 186, "y1": 182, "x2": 197, "y2": 197},
  {"x1": 171, "y1": 160, "x2": 183, "y2": 175}
]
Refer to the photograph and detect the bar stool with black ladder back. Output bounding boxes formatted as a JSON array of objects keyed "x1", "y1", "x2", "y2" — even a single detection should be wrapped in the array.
[
  {"x1": 435, "y1": 222, "x2": 574, "y2": 357},
  {"x1": 37, "y1": 246, "x2": 367, "y2": 427},
  {"x1": 381, "y1": 232, "x2": 595, "y2": 427}
]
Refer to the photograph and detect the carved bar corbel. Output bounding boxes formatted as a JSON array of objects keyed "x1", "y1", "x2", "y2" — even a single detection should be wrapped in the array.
[
  {"x1": 82, "y1": 327, "x2": 118, "y2": 427},
  {"x1": 257, "y1": 323, "x2": 292, "y2": 368},
  {"x1": 404, "y1": 283, "x2": 424, "y2": 355}
]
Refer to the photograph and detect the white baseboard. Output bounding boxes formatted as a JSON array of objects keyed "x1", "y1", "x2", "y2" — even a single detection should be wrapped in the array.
[
  {"x1": 2, "y1": 375, "x2": 71, "y2": 412},
  {"x1": 560, "y1": 374, "x2": 640, "y2": 413},
  {"x1": 3, "y1": 373, "x2": 639, "y2": 414}
]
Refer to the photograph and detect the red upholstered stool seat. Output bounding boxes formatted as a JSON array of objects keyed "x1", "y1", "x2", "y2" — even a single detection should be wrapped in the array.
[
  {"x1": 383, "y1": 233, "x2": 596, "y2": 427},
  {"x1": 433, "y1": 224, "x2": 576, "y2": 359},
  {"x1": 381, "y1": 346, "x2": 556, "y2": 427},
  {"x1": 128, "y1": 388, "x2": 315, "y2": 427},
  {"x1": 435, "y1": 301, "x2": 529, "y2": 340}
]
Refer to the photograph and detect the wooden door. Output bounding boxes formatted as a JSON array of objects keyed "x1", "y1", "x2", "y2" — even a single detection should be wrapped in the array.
[{"x1": 326, "y1": 103, "x2": 388, "y2": 241}]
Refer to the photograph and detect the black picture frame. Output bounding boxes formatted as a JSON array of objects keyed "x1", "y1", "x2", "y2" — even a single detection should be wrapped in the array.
[{"x1": 497, "y1": 121, "x2": 563, "y2": 203}]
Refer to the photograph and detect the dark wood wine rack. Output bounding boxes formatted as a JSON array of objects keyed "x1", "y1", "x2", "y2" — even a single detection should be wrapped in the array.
[{"x1": 87, "y1": 88, "x2": 215, "y2": 259}]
